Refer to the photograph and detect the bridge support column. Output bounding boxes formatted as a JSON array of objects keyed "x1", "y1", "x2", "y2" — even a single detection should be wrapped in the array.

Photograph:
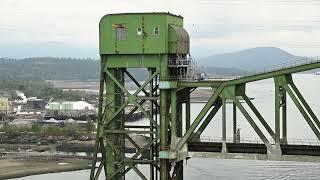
[
  {"x1": 90, "y1": 59, "x2": 106, "y2": 180},
  {"x1": 186, "y1": 97, "x2": 190, "y2": 131},
  {"x1": 149, "y1": 69, "x2": 156, "y2": 180},
  {"x1": 233, "y1": 102, "x2": 237, "y2": 143},
  {"x1": 221, "y1": 95, "x2": 228, "y2": 153},
  {"x1": 282, "y1": 75, "x2": 320, "y2": 141},
  {"x1": 274, "y1": 80, "x2": 282, "y2": 149},
  {"x1": 160, "y1": 84, "x2": 169, "y2": 179},
  {"x1": 270, "y1": 78, "x2": 287, "y2": 159},
  {"x1": 177, "y1": 101, "x2": 184, "y2": 180},
  {"x1": 104, "y1": 68, "x2": 126, "y2": 180},
  {"x1": 223, "y1": 84, "x2": 281, "y2": 158},
  {"x1": 171, "y1": 90, "x2": 177, "y2": 145},
  {"x1": 282, "y1": 88, "x2": 287, "y2": 144},
  {"x1": 170, "y1": 89, "x2": 183, "y2": 180}
]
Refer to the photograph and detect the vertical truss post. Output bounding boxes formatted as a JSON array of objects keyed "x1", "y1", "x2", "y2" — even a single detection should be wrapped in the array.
[
  {"x1": 221, "y1": 95, "x2": 227, "y2": 153},
  {"x1": 274, "y1": 80, "x2": 281, "y2": 147},
  {"x1": 155, "y1": 73, "x2": 159, "y2": 180},
  {"x1": 90, "y1": 57, "x2": 106, "y2": 180},
  {"x1": 274, "y1": 73, "x2": 320, "y2": 144},
  {"x1": 105, "y1": 68, "x2": 125, "y2": 179},
  {"x1": 223, "y1": 85, "x2": 277, "y2": 155},
  {"x1": 160, "y1": 56, "x2": 169, "y2": 180},
  {"x1": 185, "y1": 98, "x2": 191, "y2": 131},
  {"x1": 149, "y1": 69, "x2": 155, "y2": 180},
  {"x1": 281, "y1": 86, "x2": 287, "y2": 144},
  {"x1": 177, "y1": 102, "x2": 183, "y2": 138},
  {"x1": 233, "y1": 102, "x2": 237, "y2": 143},
  {"x1": 176, "y1": 102, "x2": 183, "y2": 180},
  {"x1": 171, "y1": 90, "x2": 177, "y2": 143},
  {"x1": 92, "y1": 66, "x2": 161, "y2": 179}
]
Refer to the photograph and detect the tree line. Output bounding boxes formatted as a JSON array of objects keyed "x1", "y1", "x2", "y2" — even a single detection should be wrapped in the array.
[
  {"x1": 0, "y1": 80, "x2": 93, "y2": 101},
  {"x1": 0, "y1": 57, "x2": 149, "y2": 81},
  {"x1": 0, "y1": 57, "x2": 100, "y2": 80}
]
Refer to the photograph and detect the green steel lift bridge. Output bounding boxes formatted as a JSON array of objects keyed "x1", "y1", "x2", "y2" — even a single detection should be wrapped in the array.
[{"x1": 90, "y1": 12, "x2": 320, "y2": 180}]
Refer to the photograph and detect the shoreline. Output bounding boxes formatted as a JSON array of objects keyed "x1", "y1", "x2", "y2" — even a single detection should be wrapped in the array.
[{"x1": 0, "y1": 157, "x2": 91, "y2": 180}]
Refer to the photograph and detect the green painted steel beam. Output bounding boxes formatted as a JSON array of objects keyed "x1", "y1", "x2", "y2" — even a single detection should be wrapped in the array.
[
  {"x1": 274, "y1": 79, "x2": 282, "y2": 145},
  {"x1": 171, "y1": 90, "x2": 177, "y2": 138},
  {"x1": 108, "y1": 137, "x2": 159, "y2": 179},
  {"x1": 94, "y1": 12, "x2": 320, "y2": 180},
  {"x1": 225, "y1": 61, "x2": 320, "y2": 86},
  {"x1": 103, "y1": 55, "x2": 162, "y2": 68},
  {"x1": 233, "y1": 96, "x2": 272, "y2": 150},
  {"x1": 222, "y1": 96, "x2": 227, "y2": 144},
  {"x1": 193, "y1": 102, "x2": 221, "y2": 138},
  {"x1": 284, "y1": 84, "x2": 320, "y2": 140},
  {"x1": 131, "y1": 165, "x2": 148, "y2": 180},
  {"x1": 134, "y1": 70, "x2": 159, "y2": 96},
  {"x1": 282, "y1": 90, "x2": 287, "y2": 144},
  {"x1": 242, "y1": 94, "x2": 276, "y2": 140},
  {"x1": 233, "y1": 102, "x2": 237, "y2": 143},
  {"x1": 289, "y1": 81, "x2": 320, "y2": 130},
  {"x1": 160, "y1": 54, "x2": 169, "y2": 180},
  {"x1": 177, "y1": 81, "x2": 223, "y2": 88},
  {"x1": 125, "y1": 70, "x2": 149, "y2": 95},
  {"x1": 90, "y1": 60, "x2": 106, "y2": 180},
  {"x1": 176, "y1": 61, "x2": 320, "y2": 89},
  {"x1": 132, "y1": 100, "x2": 160, "y2": 129},
  {"x1": 177, "y1": 85, "x2": 224, "y2": 150},
  {"x1": 185, "y1": 100, "x2": 190, "y2": 131},
  {"x1": 104, "y1": 68, "x2": 125, "y2": 179}
]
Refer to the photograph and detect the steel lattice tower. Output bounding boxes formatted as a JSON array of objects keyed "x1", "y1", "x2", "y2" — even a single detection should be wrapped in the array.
[{"x1": 90, "y1": 12, "x2": 191, "y2": 180}]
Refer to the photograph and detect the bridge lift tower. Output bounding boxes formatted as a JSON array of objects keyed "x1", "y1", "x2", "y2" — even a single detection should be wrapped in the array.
[
  {"x1": 90, "y1": 12, "x2": 320, "y2": 180},
  {"x1": 90, "y1": 12, "x2": 193, "y2": 180}
]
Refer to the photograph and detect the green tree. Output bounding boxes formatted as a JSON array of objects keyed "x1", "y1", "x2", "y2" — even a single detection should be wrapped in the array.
[{"x1": 85, "y1": 118, "x2": 95, "y2": 133}]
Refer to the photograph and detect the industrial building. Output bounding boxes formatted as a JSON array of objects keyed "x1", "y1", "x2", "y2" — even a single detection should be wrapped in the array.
[
  {"x1": 0, "y1": 97, "x2": 10, "y2": 114},
  {"x1": 46, "y1": 101, "x2": 95, "y2": 112}
]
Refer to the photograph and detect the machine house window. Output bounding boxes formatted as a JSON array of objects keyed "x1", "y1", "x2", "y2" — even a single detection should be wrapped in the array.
[
  {"x1": 116, "y1": 27, "x2": 127, "y2": 41},
  {"x1": 154, "y1": 26, "x2": 159, "y2": 35},
  {"x1": 137, "y1": 27, "x2": 143, "y2": 35}
]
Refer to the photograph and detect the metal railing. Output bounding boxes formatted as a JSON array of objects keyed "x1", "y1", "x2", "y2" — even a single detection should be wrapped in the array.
[
  {"x1": 237, "y1": 57, "x2": 320, "y2": 78},
  {"x1": 167, "y1": 56, "x2": 320, "y2": 82},
  {"x1": 168, "y1": 58, "x2": 192, "y2": 67},
  {"x1": 200, "y1": 57, "x2": 320, "y2": 81},
  {"x1": 168, "y1": 74, "x2": 202, "y2": 81},
  {"x1": 199, "y1": 136, "x2": 320, "y2": 146}
]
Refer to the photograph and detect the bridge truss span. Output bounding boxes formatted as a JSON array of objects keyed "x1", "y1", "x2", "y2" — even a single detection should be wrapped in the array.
[{"x1": 91, "y1": 12, "x2": 320, "y2": 180}]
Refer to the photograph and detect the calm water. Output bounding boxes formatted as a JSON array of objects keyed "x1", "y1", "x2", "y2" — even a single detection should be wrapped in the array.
[
  {"x1": 14, "y1": 74, "x2": 320, "y2": 180},
  {"x1": 14, "y1": 159, "x2": 320, "y2": 180}
]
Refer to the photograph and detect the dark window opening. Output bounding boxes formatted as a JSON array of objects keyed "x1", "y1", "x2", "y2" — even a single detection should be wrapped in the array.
[
  {"x1": 116, "y1": 27, "x2": 127, "y2": 41},
  {"x1": 137, "y1": 27, "x2": 142, "y2": 35},
  {"x1": 154, "y1": 27, "x2": 159, "y2": 35}
]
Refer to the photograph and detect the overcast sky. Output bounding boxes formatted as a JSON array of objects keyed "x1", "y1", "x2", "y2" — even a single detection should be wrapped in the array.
[{"x1": 0, "y1": 0, "x2": 320, "y2": 58}]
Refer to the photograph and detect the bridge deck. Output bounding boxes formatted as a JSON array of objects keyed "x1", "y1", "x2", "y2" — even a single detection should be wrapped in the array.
[
  {"x1": 188, "y1": 142, "x2": 320, "y2": 156},
  {"x1": 178, "y1": 58, "x2": 320, "y2": 88}
]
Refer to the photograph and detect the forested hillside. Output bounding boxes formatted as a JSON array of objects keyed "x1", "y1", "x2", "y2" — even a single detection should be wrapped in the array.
[
  {"x1": 0, "y1": 57, "x2": 99, "y2": 80},
  {"x1": 0, "y1": 57, "x2": 150, "y2": 81}
]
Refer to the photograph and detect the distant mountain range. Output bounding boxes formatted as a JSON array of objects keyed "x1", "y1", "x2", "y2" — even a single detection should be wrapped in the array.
[
  {"x1": 197, "y1": 47, "x2": 308, "y2": 75},
  {"x1": 0, "y1": 47, "x2": 316, "y2": 81}
]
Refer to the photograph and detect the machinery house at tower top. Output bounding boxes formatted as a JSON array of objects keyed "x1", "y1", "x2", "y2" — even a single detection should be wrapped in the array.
[{"x1": 99, "y1": 12, "x2": 191, "y2": 69}]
